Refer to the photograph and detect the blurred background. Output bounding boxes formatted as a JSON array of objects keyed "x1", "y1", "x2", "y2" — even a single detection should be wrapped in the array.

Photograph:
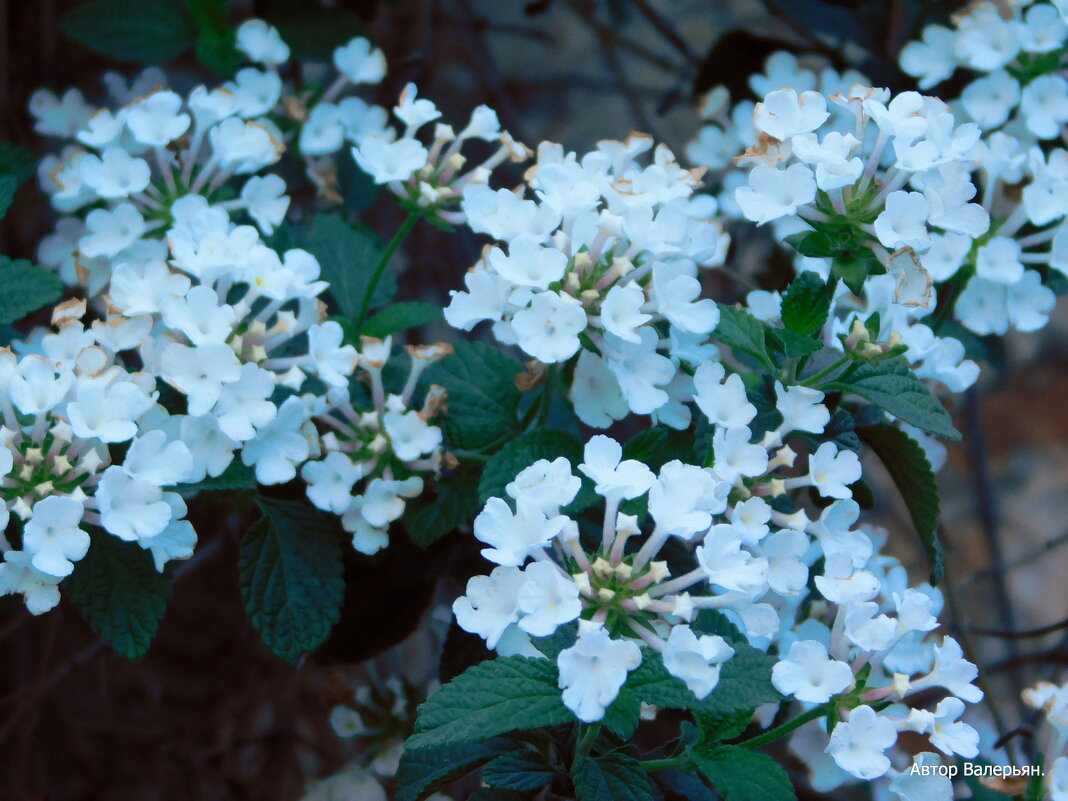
[{"x1": 2, "y1": 0, "x2": 1067, "y2": 798}]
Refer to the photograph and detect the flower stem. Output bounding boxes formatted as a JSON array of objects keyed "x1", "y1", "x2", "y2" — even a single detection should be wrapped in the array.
[
  {"x1": 737, "y1": 702, "x2": 831, "y2": 749},
  {"x1": 355, "y1": 211, "x2": 422, "y2": 334}
]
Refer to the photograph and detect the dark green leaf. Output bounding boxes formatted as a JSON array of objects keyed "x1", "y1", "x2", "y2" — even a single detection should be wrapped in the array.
[
  {"x1": 713, "y1": 305, "x2": 773, "y2": 369},
  {"x1": 296, "y1": 214, "x2": 395, "y2": 320},
  {"x1": 826, "y1": 357, "x2": 960, "y2": 440},
  {"x1": 858, "y1": 424, "x2": 943, "y2": 583},
  {"x1": 239, "y1": 497, "x2": 344, "y2": 664},
  {"x1": 0, "y1": 256, "x2": 64, "y2": 326},
  {"x1": 601, "y1": 687, "x2": 642, "y2": 740},
  {"x1": 532, "y1": 622, "x2": 578, "y2": 659},
  {"x1": 654, "y1": 770, "x2": 717, "y2": 801},
  {"x1": 195, "y1": 27, "x2": 243, "y2": 76},
  {"x1": 0, "y1": 176, "x2": 18, "y2": 221},
  {"x1": 173, "y1": 459, "x2": 257, "y2": 493},
  {"x1": 60, "y1": 0, "x2": 197, "y2": 62},
  {"x1": 479, "y1": 429, "x2": 595, "y2": 514},
  {"x1": 424, "y1": 342, "x2": 523, "y2": 454},
  {"x1": 66, "y1": 529, "x2": 171, "y2": 659},
  {"x1": 573, "y1": 752, "x2": 655, "y2": 801},
  {"x1": 0, "y1": 142, "x2": 37, "y2": 186},
  {"x1": 695, "y1": 708, "x2": 754, "y2": 743},
  {"x1": 691, "y1": 745, "x2": 796, "y2": 801},
  {"x1": 265, "y1": 6, "x2": 367, "y2": 60},
  {"x1": 468, "y1": 790, "x2": 530, "y2": 801},
  {"x1": 784, "y1": 230, "x2": 837, "y2": 259},
  {"x1": 402, "y1": 470, "x2": 480, "y2": 547},
  {"x1": 767, "y1": 327, "x2": 823, "y2": 358},
  {"x1": 483, "y1": 749, "x2": 557, "y2": 792},
  {"x1": 781, "y1": 272, "x2": 834, "y2": 336},
  {"x1": 362, "y1": 302, "x2": 444, "y2": 339},
  {"x1": 396, "y1": 739, "x2": 512, "y2": 801},
  {"x1": 407, "y1": 656, "x2": 574, "y2": 749}
]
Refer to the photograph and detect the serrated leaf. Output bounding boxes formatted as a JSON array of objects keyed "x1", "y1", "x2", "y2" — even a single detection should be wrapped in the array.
[
  {"x1": 173, "y1": 459, "x2": 257, "y2": 493},
  {"x1": 573, "y1": 752, "x2": 655, "y2": 801},
  {"x1": 407, "y1": 656, "x2": 575, "y2": 749},
  {"x1": 293, "y1": 214, "x2": 395, "y2": 321},
  {"x1": 713, "y1": 305, "x2": 774, "y2": 369},
  {"x1": 424, "y1": 342, "x2": 523, "y2": 453},
  {"x1": 60, "y1": 0, "x2": 197, "y2": 62},
  {"x1": 691, "y1": 745, "x2": 796, "y2": 801},
  {"x1": 695, "y1": 708, "x2": 754, "y2": 743},
  {"x1": 396, "y1": 739, "x2": 512, "y2": 801},
  {"x1": 0, "y1": 256, "x2": 64, "y2": 326},
  {"x1": 781, "y1": 272, "x2": 834, "y2": 336},
  {"x1": 402, "y1": 470, "x2": 480, "y2": 547},
  {"x1": 627, "y1": 645, "x2": 780, "y2": 717},
  {"x1": 239, "y1": 497, "x2": 344, "y2": 664},
  {"x1": 602, "y1": 686, "x2": 642, "y2": 740},
  {"x1": 767, "y1": 327, "x2": 823, "y2": 357},
  {"x1": 532, "y1": 622, "x2": 578, "y2": 659},
  {"x1": 483, "y1": 749, "x2": 557, "y2": 792},
  {"x1": 362, "y1": 301, "x2": 443, "y2": 339},
  {"x1": 654, "y1": 770, "x2": 718, "y2": 801},
  {"x1": 858, "y1": 424, "x2": 944, "y2": 583},
  {"x1": 479, "y1": 429, "x2": 595, "y2": 514},
  {"x1": 825, "y1": 357, "x2": 960, "y2": 440},
  {"x1": 66, "y1": 529, "x2": 171, "y2": 659}
]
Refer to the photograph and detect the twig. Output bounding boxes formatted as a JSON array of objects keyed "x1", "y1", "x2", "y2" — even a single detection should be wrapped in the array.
[
  {"x1": 968, "y1": 618, "x2": 1068, "y2": 640},
  {"x1": 629, "y1": 0, "x2": 702, "y2": 68}
]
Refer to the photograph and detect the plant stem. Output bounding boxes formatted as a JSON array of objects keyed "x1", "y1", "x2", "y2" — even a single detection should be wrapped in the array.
[
  {"x1": 355, "y1": 211, "x2": 422, "y2": 334},
  {"x1": 639, "y1": 757, "x2": 683, "y2": 772},
  {"x1": 801, "y1": 356, "x2": 850, "y2": 388},
  {"x1": 577, "y1": 722, "x2": 602, "y2": 754},
  {"x1": 737, "y1": 703, "x2": 831, "y2": 749}
]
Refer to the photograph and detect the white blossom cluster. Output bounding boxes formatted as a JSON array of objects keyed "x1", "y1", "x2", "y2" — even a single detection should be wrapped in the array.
[
  {"x1": 446, "y1": 134, "x2": 729, "y2": 429},
  {"x1": 0, "y1": 301, "x2": 197, "y2": 613},
  {"x1": 1023, "y1": 679, "x2": 1068, "y2": 800},
  {"x1": 452, "y1": 376, "x2": 983, "y2": 791}
]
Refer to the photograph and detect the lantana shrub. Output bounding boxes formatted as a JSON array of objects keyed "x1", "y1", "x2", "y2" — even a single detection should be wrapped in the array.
[{"x1": 3, "y1": 3, "x2": 1068, "y2": 800}]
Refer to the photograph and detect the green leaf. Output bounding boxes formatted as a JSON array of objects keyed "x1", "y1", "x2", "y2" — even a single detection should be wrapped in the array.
[
  {"x1": 173, "y1": 460, "x2": 257, "y2": 493},
  {"x1": 691, "y1": 745, "x2": 796, "y2": 801},
  {"x1": 767, "y1": 327, "x2": 822, "y2": 358},
  {"x1": 66, "y1": 529, "x2": 171, "y2": 659},
  {"x1": 858, "y1": 424, "x2": 944, "y2": 583},
  {"x1": 784, "y1": 230, "x2": 837, "y2": 259},
  {"x1": 239, "y1": 497, "x2": 345, "y2": 664},
  {"x1": 424, "y1": 342, "x2": 523, "y2": 454},
  {"x1": 362, "y1": 301, "x2": 443, "y2": 339},
  {"x1": 0, "y1": 142, "x2": 38, "y2": 186},
  {"x1": 264, "y1": 5, "x2": 367, "y2": 60},
  {"x1": 573, "y1": 752, "x2": 655, "y2": 801},
  {"x1": 654, "y1": 770, "x2": 717, "y2": 801},
  {"x1": 627, "y1": 645, "x2": 780, "y2": 717},
  {"x1": 713, "y1": 305, "x2": 773, "y2": 369},
  {"x1": 483, "y1": 749, "x2": 557, "y2": 792},
  {"x1": 407, "y1": 656, "x2": 574, "y2": 749},
  {"x1": 781, "y1": 272, "x2": 834, "y2": 336},
  {"x1": 396, "y1": 739, "x2": 512, "y2": 801},
  {"x1": 0, "y1": 256, "x2": 64, "y2": 326},
  {"x1": 479, "y1": 429, "x2": 595, "y2": 513},
  {"x1": 695, "y1": 708, "x2": 754, "y2": 743},
  {"x1": 402, "y1": 470, "x2": 480, "y2": 547},
  {"x1": 825, "y1": 357, "x2": 960, "y2": 440},
  {"x1": 195, "y1": 27, "x2": 242, "y2": 76},
  {"x1": 0, "y1": 176, "x2": 18, "y2": 221},
  {"x1": 60, "y1": 0, "x2": 197, "y2": 63},
  {"x1": 296, "y1": 214, "x2": 395, "y2": 321},
  {"x1": 468, "y1": 790, "x2": 530, "y2": 801}
]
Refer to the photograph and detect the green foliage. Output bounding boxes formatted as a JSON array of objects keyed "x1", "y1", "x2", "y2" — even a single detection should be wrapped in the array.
[
  {"x1": 259, "y1": 1, "x2": 367, "y2": 60},
  {"x1": 395, "y1": 739, "x2": 512, "y2": 801},
  {"x1": 173, "y1": 460, "x2": 257, "y2": 493},
  {"x1": 239, "y1": 497, "x2": 345, "y2": 664},
  {"x1": 60, "y1": 0, "x2": 198, "y2": 63},
  {"x1": 362, "y1": 302, "x2": 444, "y2": 339},
  {"x1": 294, "y1": 214, "x2": 395, "y2": 321},
  {"x1": 406, "y1": 656, "x2": 575, "y2": 750},
  {"x1": 695, "y1": 708, "x2": 754, "y2": 743},
  {"x1": 713, "y1": 304, "x2": 774, "y2": 369},
  {"x1": 66, "y1": 529, "x2": 171, "y2": 659},
  {"x1": 781, "y1": 273, "x2": 835, "y2": 336},
  {"x1": 0, "y1": 256, "x2": 64, "y2": 326},
  {"x1": 479, "y1": 429, "x2": 595, "y2": 513},
  {"x1": 0, "y1": 142, "x2": 38, "y2": 187},
  {"x1": 825, "y1": 357, "x2": 960, "y2": 440},
  {"x1": 402, "y1": 469, "x2": 481, "y2": 547},
  {"x1": 690, "y1": 745, "x2": 797, "y2": 801},
  {"x1": 424, "y1": 342, "x2": 523, "y2": 454},
  {"x1": 858, "y1": 424, "x2": 944, "y2": 583},
  {"x1": 187, "y1": 0, "x2": 241, "y2": 75},
  {"x1": 573, "y1": 752, "x2": 655, "y2": 801},
  {"x1": 483, "y1": 749, "x2": 557, "y2": 792}
]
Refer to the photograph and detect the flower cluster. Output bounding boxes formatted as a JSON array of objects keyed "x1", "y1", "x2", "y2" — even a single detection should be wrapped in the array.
[
  {"x1": 446, "y1": 134, "x2": 730, "y2": 429},
  {"x1": 453, "y1": 377, "x2": 982, "y2": 788},
  {"x1": 1023, "y1": 679, "x2": 1068, "y2": 800}
]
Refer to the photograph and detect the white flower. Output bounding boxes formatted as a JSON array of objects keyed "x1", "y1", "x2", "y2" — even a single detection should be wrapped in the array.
[
  {"x1": 161, "y1": 343, "x2": 241, "y2": 417},
  {"x1": 516, "y1": 561, "x2": 582, "y2": 637},
  {"x1": 235, "y1": 18, "x2": 289, "y2": 66},
  {"x1": 754, "y1": 89, "x2": 829, "y2": 141},
  {"x1": 735, "y1": 164, "x2": 817, "y2": 224},
  {"x1": 213, "y1": 363, "x2": 277, "y2": 442},
  {"x1": 444, "y1": 269, "x2": 513, "y2": 330},
  {"x1": 488, "y1": 236, "x2": 569, "y2": 290},
  {"x1": 352, "y1": 138, "x2": 428, "y2": 183},
  {"x1": 569, "y1": 349, "x2": 628, "y2": 429},
  {"x1": 774, "y1": 381, "x2": 829, "y2": 434},
  {"x1": 307, "y1": 321, "x2": 357, "y2": 387},
  {"x1": 22, "y1": 496, "x2": 89, "y2": 577},
  {"x1": 975, "y1": 236, "x2": 1024, "y2": 285},
  {"x1": 453, "y1": 566, "x2": 524, "y2": 649},
  {"x1": 711, "y1": 426, "x2": 768, "y2": 484},
  {"x1": 693, "y1": 362, "x2": 756, "y2": 430},
  {"x1": 889, "y1": 753, "x2": 955, "y2": 801},
  {"x1": 161, "y1": 285, "x2": 237, "y2": 346},
  {"x1": 807, "y1": 442, "x2": 861, "y2": 499},
  {"x1": 240, "y1": 396, "x2": 311, "y2": 484},
  {"x1": 791, "y1": 131, "x2": 863, "y2": 190},
  {"x1": 506, "y1": 457, "x2": 581, "y2": 517},
  {"x1": 511, "y1": 291, "x2": 586, "y2": 364},
  {"x1": 600, "y1": 282, "x2": 650, "y2": 343},
  {"x1": 96, "y1": 466, "x2": 173, "y2": 542},
  {"x1": 67, "y1": 379, "x2": 155, "y2": 443},
  {"x1": 123, "y1": 429, "x2": 195, "y2": 486},
  {"x1": 696, "y1": 525, "x2": 768, "y2": 595},
  {"x1": 302, "y1": 452, "x2": 363, "y2": 514},
  {"x1": 900, "y1": 26, "x2": 957, "y2": 89},
  {"x1": 79, "y1": 202, "x2": 146, "y2": 258},
  {"x1": 909, "y1": 636, "x2": 983, "y2": 703},
  {"x1": 648, "y1": 461, "x2": 726, "y2": 539},
  {"x1": 334, "y1": 38, "x2": 387, "y2": 85},
  {"x1": 873, "y1": 191, "x2": 930, "y2": 251},
  {"x1": 383, "y1": 408, "x2": 441, "y2": 462},
  {"x1": 240, "y1": 175, "x2": 289, "y2": 234},
  {"x1": 772, "y1": 640, "x2": 853, "y2": 703},
  {"x1": 473, "y1": 497, "x2": 567, "y2": 567},
  {"x1": 902, "y1": 697, "x2": 979, "y2": 758},
  {"x1": 8, "y1": 356, "x2": 73, "y2": 415},
  {"x1": 1020, "y1": 75, "x2": 1068, "y2": 140},
  {"x1": 79, "y1": 147, "x2": 151, "y2": 199},
  {"x1": 359, "y1": 476, "x2": 423, "y2": 528},
  {"x1": 0, "y1": 550, "x2": 63, "y2": 614},
  {"x1": 578, "y1": 435, "x2": 654, "y2": 501},
  {"x1": 126, "y1": 91, "x2": 190, "y2": 146},
  {"x1": 662, "y1": 625, "x2": 734, "y2": 699},
  {"x1": 825, "y1": 705, "x2": 897, "y2": 780},
  {"x1": 557, "y1": 623, "x2": 642, "y2": 722},
  {"x1": 960, "y1": 71, "x2": 1019, "y2": 129}
]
